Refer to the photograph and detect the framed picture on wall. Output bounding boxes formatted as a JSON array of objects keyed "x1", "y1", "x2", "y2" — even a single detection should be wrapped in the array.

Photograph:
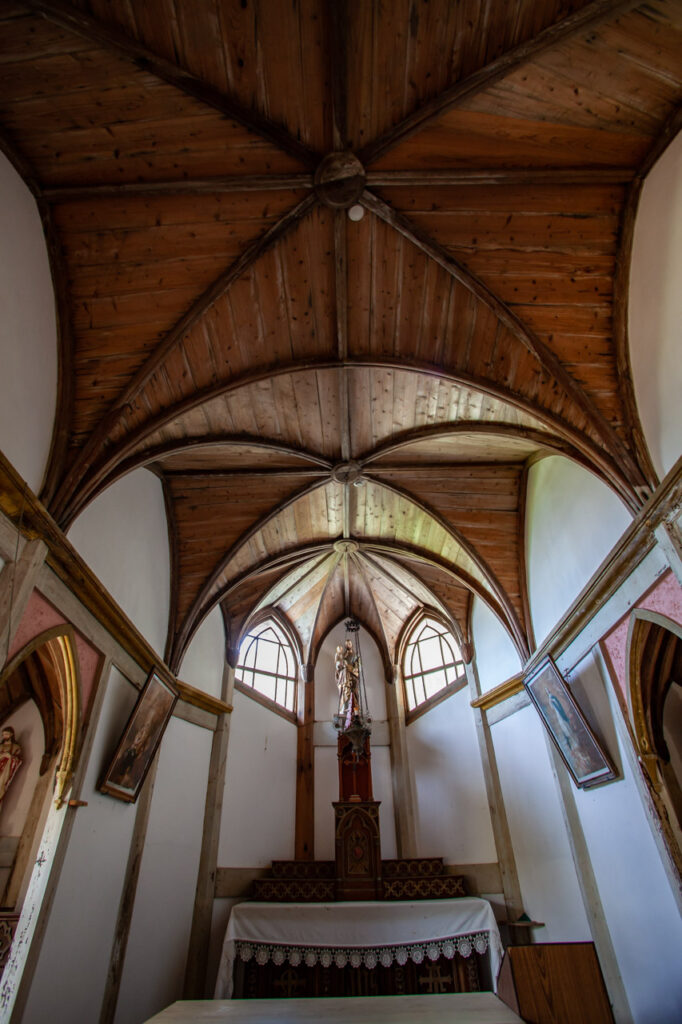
[
  {"x1": 524, "y1": 656, "x2": 616, "y2": 789},
  {"x1": 99, "y1": 670, "x2": 178, "y2": 802}
]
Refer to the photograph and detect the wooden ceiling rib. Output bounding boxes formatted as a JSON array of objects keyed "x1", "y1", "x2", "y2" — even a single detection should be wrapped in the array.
[
  {"x1": 2, "y1": 0, "x2": 680, "y2": 672},
  {"x1": 357, "y1": 0, "x2": 643, "y2": 163},
  {"x1": 20, "y1": 0, "x2": 319, "y2": 166}
]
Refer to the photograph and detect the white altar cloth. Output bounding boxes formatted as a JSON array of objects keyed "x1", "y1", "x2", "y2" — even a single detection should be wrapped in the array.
[{"x1": 214, "y1": 898, "x2": 503, "y2": 999}]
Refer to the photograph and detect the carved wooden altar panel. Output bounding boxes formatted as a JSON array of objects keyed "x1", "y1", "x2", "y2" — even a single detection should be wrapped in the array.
[
  {"x1": 233, "y1": 950, "x2": 483, "y2": 999},
  {"x1": 334, "y1": 801, "x2": 382, "y2": 900}
]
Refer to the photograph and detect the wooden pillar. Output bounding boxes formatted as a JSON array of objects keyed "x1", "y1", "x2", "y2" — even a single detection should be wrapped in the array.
[
  {"x1": 386, "y1": 663, "x2": 417, "y2": 858},
  {"x1": 295, "y1": 663, "x2": 315, "y2": 860},
  {"x1": 0, "y1": 538, "x2": 47, "y2": 664},
  {"x1": 545, "y1": 731, "x2": 635, "y2": 1024},
  {"x1": 99, "y1": 750, "x2": 161, "y2": 1024},
  {"x1": 465, "y1": 658, "x2": 524, "y2": 923},
  {"x1": 183, "y1": 658, "x2": 235, "y2": 998}
]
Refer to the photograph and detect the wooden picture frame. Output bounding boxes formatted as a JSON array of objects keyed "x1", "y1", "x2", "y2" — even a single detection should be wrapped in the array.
[
  {"x1": 99, "y1": 671, "x2": 178, "y2": 802},
  {"x1": 524, "y1": 656, "x2": 616, "y2": 789}
]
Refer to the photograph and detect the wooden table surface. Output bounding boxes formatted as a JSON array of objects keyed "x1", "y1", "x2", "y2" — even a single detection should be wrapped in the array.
[{"x1": 146, "y1": 992, "x2": 524, "y2": 1023}]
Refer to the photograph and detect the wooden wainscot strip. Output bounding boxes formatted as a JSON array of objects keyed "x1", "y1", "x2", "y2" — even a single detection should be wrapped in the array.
[
  {"x1": 470, "y1": 674, "x2": 525, "y2": 712},
  {"x1": 174, "y1": 679, "x2": 232, "y2": 717}
]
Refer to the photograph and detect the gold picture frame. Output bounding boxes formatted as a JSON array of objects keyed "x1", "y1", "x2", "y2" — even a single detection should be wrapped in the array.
[
  {"x1": 99, "y1": 671, "x2": 177, "y2": 802},
  {"x1": 525, "y1": 656, "x2": 616, "y2": 789}
]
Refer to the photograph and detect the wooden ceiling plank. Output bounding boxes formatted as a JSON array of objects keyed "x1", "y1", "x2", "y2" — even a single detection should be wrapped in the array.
[
  {"x1": 60, "y1": 349, "x2": 643, "y2": 530},
  {"x1": 177, "y1": 479, "x2": 334, "y2": 652},
  {"x1": 271, "y1": 552, "x2": 337, "y2": 610},
  {"x1": 329, "y1": 0, "x2": 348, "y2": 149},
  {"x1": 361, "y1": 539, "x2": 524, "y2": 656},
  {"x1": 363, "y1": 473, "x2": 528, "y2": 656},
  {"x1": 334, "y1": 209, "x2": 352, "y2": 464},
  {"x1": 360, "y1": 188, "x2": 646, "y2": 495},
  {"x1": 22, "y1": 0, "x2": 319, "y2": 168},
  {"x1": 358, "y1": 0, "x2": 643, "y2": 166},
  {"x1": 310, "y1": 564, "x2": 347, "y2": 662},
  {"x1": 52, "y1": 192, "x2": 318, "y2": 523},
  {"x1": 350, "y1": 551, "x2": 392, "y2": 662}
]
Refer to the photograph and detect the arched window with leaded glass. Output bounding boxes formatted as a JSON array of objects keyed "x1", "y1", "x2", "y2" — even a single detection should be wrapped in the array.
[
  {"x1": 236, "y1": 619, "x2": 297, "y2": 713},
  {"x1": 402, "y1": 615, "x2": 466, "y2": 713}
]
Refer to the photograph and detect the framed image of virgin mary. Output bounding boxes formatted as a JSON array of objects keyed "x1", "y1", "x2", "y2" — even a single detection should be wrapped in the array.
[
  {"x1": 99, "y1": 671, "x2": 177, "y2": 802},
  {"x1": 525, "y1": 656, "x2": 616, "y2": 789}
]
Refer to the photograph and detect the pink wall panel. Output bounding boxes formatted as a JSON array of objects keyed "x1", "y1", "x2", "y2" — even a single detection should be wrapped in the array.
[
  {"x1": 601, "y1": 569, "x2": 682, "y2": 704},
  {"x1": 7, "y1": 588, "x2": 103, "y2": 713}
]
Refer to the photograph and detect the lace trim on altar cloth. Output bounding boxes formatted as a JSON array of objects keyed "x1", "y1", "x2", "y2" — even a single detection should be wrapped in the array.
[{"x1": 234, "y1": 931, "x2": 490, "y2": 970}]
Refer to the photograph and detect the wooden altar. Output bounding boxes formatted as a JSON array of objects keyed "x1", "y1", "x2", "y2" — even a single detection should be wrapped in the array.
[{"x1": 215, "y1": 898, "x2": 503, "y2": 1000}]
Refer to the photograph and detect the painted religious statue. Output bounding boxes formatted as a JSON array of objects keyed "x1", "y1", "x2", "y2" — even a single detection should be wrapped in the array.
[
  {"x1": 335, "y1": 638, "x2": 360, "y2": 727},
  {"x1": 0, "y1": 727, "x2": 22, "y2": 803}
]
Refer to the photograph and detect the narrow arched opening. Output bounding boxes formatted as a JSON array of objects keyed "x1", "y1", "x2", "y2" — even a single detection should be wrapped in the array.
[
  {"x1": 629, "y1": 613, "x2": 682, "y2": 873},
  {"x1": 0, "y1": 628, "x2": 81, "y2": 925}
]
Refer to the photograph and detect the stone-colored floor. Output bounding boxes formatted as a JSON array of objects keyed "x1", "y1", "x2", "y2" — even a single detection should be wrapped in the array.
[{"x1": 145, "y1": 992, "x2": 524, "y2": 1023}]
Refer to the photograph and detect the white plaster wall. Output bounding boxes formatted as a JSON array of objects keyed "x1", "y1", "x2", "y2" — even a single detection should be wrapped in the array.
[
  {"x1": 471, "y1": 597, "x2": 522, "y2": 693},
  {"x1": 526, "y1": 456, "x2": 631, "y2": 645},
  {"x1": 0, "y1": 700, "x2": 43, "y2": 839},
  {"x1": 569, "y1": 653, "x2": 682, "y2": 1024},
  {"x1": 115, "y1": 715, "x2": 212, "y2": 1024},
  {"x1": 407, "y1": 687, "x2": 497, "y2": 864},
  {"x1": 218, "y1": 689, "x2": 296, "y2": 866},
  {"x1": 492, "y1": 704, "x2": 591, "y2": 942},
  {"x1": 0, "y1": 152, "x2": 57, "y2": 495},
  {"x1": 177, "y1": 605, "x2": 225, "y2": 699},
  {"x1": 629, "y1": 130, "x2": 682, "y2": 478},
  {"x1": 370, "y1": 746, "x2": 397, "y2": 859},
  {"x1": 21, "y1": 667, "x2": 138, "y2": 1024},
  {"x1": 313, "y1": 743, "x2": 397, "y2": 860},
  {"x1": 314, "y1": 745, "x2": 338, "y2": 859},
  {"x1": 68, "y1": 469, "x2": 171, "y2": 655}
]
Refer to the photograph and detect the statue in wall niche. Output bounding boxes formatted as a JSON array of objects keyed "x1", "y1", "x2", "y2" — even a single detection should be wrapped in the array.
[
  {"x1": 336, "y1": 638, "x2": 360, "y2": 723},
  {"x1": 0, "y1": 727, "x2": 22, "y2": 804}
]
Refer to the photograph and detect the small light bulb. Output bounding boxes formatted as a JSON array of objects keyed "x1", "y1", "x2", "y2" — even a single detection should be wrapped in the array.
[{"x1": 347, "y1": 204, "x2": 364, "y2": 222}]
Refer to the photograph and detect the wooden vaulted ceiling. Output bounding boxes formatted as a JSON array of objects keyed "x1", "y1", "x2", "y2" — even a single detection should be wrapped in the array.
[{"x1": 1, "y1": 0, "x2": 681, "y2": 673}]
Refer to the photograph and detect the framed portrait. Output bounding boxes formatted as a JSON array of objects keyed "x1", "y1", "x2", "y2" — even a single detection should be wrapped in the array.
[
  {"x1": 99, "y1": 671, "x2": 178, "y2": 802},
  {"x1": 524, "y1": 656, "x2": 616, "y2": 789}
]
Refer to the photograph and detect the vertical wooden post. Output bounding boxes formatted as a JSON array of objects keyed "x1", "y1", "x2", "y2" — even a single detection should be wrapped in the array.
[
  {"x1": 99, "y1": 751, "x2": 161, "y2": 1024},
  {"x1": 465, "y1": 658, "x2": 524, "y2": 923},
  {"x1": 183, "y1": 658, "x2": 235, "y2": 998},
  {"x1": 0, "y1": 539, "x2": 47, "y2": 664},
  {"x1": 545, "y1": 731, "x2": 634, "y2": 1024},
  {"x1": 295, "y1": 663, "x2": 315, "y2": 860},
  {"x1": 386, "y1": 663, "x2": 417, "y2": 858}
]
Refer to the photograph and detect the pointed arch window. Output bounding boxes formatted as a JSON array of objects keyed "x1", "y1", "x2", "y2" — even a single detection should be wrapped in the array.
[
  {"x1": 236, "y1": 619, "x2": 297, "y2": 713},
  {"x1": 403, "y1": 616, "x2": 466, "y2": 713}
]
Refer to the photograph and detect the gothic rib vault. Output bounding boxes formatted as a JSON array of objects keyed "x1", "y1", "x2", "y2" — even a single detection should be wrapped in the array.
[{"x1": 1, "y1": 0, "x2": 681, "y2": 675}]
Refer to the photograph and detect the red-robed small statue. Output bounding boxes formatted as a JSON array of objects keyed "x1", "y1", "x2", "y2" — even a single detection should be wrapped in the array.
[{"x1": 0, "y1": 726, "x2": 22, "y2": 804}]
